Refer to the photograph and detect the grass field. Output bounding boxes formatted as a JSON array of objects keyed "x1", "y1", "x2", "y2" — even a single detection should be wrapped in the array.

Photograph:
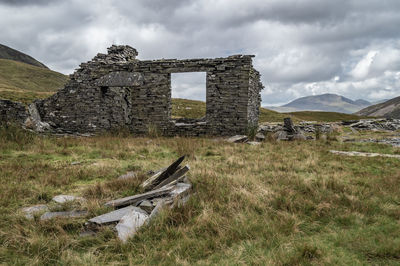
[{"x1": 0, "y1": 125, "x2": 399, "y2": 265}]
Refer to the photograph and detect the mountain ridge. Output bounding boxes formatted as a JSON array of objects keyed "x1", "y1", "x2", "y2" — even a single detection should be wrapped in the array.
[
  {"x1": 267, "y1": 93, "x2": 371, "y2": 114},
  {"x1": 356, "y1": 96, "x2": 400, "y2": 118},
  {"x1": 0, "y1": 44, "x2": 48, "y2": 69}
]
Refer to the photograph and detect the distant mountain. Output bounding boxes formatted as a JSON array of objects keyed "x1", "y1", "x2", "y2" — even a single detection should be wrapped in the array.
[
  {"x1": 267, "y1": 93, "x2": 371, "y2": 114},
  {"x1": 0, "y1": 44, "x2": 48, "y2": 69},
  {"x1": 356, "y1": 96, "x2": 400, "y2": 118}
]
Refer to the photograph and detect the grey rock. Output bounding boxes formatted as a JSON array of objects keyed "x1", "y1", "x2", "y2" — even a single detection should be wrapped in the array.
[
  {"x1": 104, "y1": 186, "x2": 174, "y2": 208},
  {"x1": 226, "y1": 135, "x2": 248, "y2": 143},
  {"x1": 255, "y1": 133, "x2": 265, "y2": 141},
  {"x1": 273, "y1": 130, "x2": 288, "y2": 141},
  {"x1": 52, "y1": 195, "x2": 85, "y2": 204},
  {"x1": 21, "y1": 204, "x2": 49, "y2": 220},
  {"x1": 116, "y1": 209, "x2": 149, "y2": 242},
  {"x1": 118, "y1": 171, "x2": 137, "y2": 180},
  {"x1": 247, "y1": 141, "x2": 261, "y2": 145},
  {"x1": 138, "y1": 200, "x2": 154, "y2": 214},
  {"x1": 88, "y1": 206, "x2": 147, "y2": 225},
  {"x1": 40, "y1": 210, "x2": 88, "y2": 221}
]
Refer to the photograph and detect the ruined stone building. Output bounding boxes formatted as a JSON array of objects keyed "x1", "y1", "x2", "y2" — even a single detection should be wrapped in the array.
[{"x1": 0, "y1": 45, "x2": 264, "y2": 136}]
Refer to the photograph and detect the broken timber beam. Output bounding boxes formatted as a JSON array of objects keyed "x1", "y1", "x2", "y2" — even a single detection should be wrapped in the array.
[
  {"x1": 153, "y1": 165, "x2": 190, "y2": 190},
  {"x1": 141, "y1": 155, "x2": 185, "y2": 191},
  {"x1": 104, "y1": 186, "x2": 174, "y2": 208}
]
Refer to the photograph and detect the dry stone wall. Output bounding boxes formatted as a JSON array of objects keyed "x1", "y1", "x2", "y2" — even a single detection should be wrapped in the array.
[{"x1": 1, "y1": 45, "x2": 264, "y2": 136}]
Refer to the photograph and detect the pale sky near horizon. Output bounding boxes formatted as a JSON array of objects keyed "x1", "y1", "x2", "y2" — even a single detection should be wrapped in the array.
[{"x1": 1, "y1": 0, "x2": 400, "y2": 105}]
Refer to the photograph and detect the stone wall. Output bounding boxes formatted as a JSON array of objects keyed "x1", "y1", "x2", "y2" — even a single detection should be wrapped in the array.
[
  {"x1": 2, "y1": 45, "x2": 264, "y2": 136},
  {"x1": 0, "y1": 99, "x2": 28, "y2": 125}
]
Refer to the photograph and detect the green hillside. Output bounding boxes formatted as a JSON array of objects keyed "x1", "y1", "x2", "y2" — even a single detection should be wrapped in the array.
[{"x1": 0, "y1": 59, "x2": 68, "y2": 104}]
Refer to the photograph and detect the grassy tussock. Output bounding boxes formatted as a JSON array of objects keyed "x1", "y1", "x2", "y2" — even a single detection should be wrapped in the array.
[{"x1": 0, "y1": 127, "x2": 399, "y2": 264}]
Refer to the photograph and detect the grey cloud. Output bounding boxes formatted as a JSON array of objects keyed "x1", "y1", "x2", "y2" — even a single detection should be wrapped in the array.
[{"x1": 0, "y1": 0, "x2": 400, "y2": 105}]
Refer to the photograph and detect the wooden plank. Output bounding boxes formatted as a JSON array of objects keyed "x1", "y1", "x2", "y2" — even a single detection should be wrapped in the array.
[
  {"x1": 104, "y1": 186, "x2": 174, "y2": 208},
  {"x1": 141, "y1": 156, "x2": 185, "y2": 191},
  {"x1": 153, "y1": 165, "x2": 190, "y2": 190}
]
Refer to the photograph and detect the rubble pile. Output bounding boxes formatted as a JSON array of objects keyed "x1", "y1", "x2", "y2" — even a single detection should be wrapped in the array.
[
  {"x1": 347, "y1": 119, "x2": 400, "y2": 131},
  {"x1": 20, "y1": 156, "x2": 192, "y2": 242}
]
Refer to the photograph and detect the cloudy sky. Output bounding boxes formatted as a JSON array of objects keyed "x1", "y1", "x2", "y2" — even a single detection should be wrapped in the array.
[{"x1": 1, "y1": 0, "x2": 400, "y2": 105}]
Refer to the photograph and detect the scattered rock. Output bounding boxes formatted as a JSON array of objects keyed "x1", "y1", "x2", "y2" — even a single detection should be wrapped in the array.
[
  {"x1": 329, "y1": 150, "x2": 400, "y2": 159},
  {"x1": 255, "y1": 133, "x2": 265, "y2": 141},
  {"x1": 71, "y1": 161, "x2": 82, "y2": 165},
  {"x1": 226, "y1": 135, "x2": 248, "y2": 143},
  {"x1": 273, "y1": 130, "x2": 288, "y2": 141},
  {"x1": 118, "y1": 171, "x2": 137, "y2": 180},
  {"x1": 247, "y1": 141, "x2": 261, "y2": 145},
  {"x1": 40, "y1": 210, "x2": 88, "y2": 221},
  {"x1": 291, "y1": 133, "x2": 307, "y2": 141},
  {"x1": 88, "y1": 206, "x2": 144, "y2": 225},
  {"x1": 105, "y1": 186, "x2": 174, "y2": 208},
  {"x1": 138, "y1": 200, "x2": 154, "y2": 214},
  {"x1": 21, "y1": 204, "x2": 49, "y2": 220},
  {"x1": 52, "y1": 195, "x2": 85, "y2": 204}
]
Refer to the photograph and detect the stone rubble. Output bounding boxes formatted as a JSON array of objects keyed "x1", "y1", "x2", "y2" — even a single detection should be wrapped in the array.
[{"x1": 86, "y1": 155, "x2": 192, "y2": 242}]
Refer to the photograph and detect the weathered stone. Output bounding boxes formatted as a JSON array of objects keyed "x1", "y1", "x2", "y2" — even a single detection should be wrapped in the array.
[
  {"x1": 247, "y1": 141, "x2": 261, "y2": 145},
  {"x1": 138, "y1": 200, "x2": 154, "y2": 214},
  {"x1": 255, "y1": 133, "x2": 265, "y2": 141},
  {"x1": 40, "y1": 210, "x2": 88, "y2": 220},
  {"x1": 291, "y1": 133, "x2": 307, "y2": 141},
  {"x1": 169, "y1": 183, "x2": 192, "y2": 199},
  {"x1": 118, "y1": 171, "x2": 136, "y2": 180},
  {"x1": 273, "y1": 130, "x2": 288, "y2": 141},
  {"x1": 116, "y1": 209, "x2": 149, "y2": 242},
  {"x1": 88, "y1": 206, "x2": 147, "y2": 225},
  {"x1": 330, "y1": 150, "x2": 400, "y2": 159},
  {"x1": 52, "y1": 195, "x2": 85, "y2": 204},
  {"x1": 21, "y1": 204, "x2": 49, "y2": 220},
  {"x1": 104, "y1": 186, "x2": 174, "y2": 208},
  {"x1": 226, "y1": 135, "x2": 248, "y2": 143},
  {"x1": 283, "y1": 117, "x2": 297, "y2": 134}
]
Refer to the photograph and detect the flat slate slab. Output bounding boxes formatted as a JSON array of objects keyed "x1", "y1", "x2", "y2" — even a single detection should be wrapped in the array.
[
  {"x1": 88, "y1": 206, "x2": 147, "y2": 225},
  {"x1": 21, "y1": 204, "x2": 49, "y2": 219},
  {"x1": 169, "y1": 183, "x2": 192, "y2": 198},
  {"x1": 40, "y1": 210, "x2": 88, "y2": 221},
  {"x1": 330, "y1": 150, "x2": 400, "y2": 159},
  {"x1": 104, "y1": 186, "x2": 174, "y2": 208},
  {"x1": 226, "y1": 135, "x2": 248, "y2": 143},
  {"x1": 116, "y1": 209, "x2": 149, "y2": 242},
  {"x1": 52, "y1": 195, "x2": 85, "y2": 204}
]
